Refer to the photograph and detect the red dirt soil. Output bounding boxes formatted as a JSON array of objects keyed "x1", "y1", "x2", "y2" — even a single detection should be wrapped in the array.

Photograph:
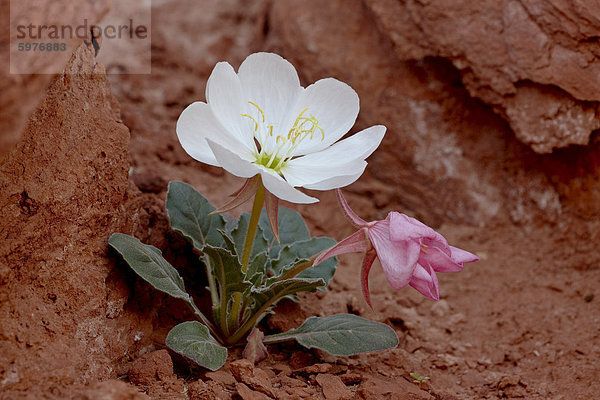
[{"x1": 1, "y1": 0, "x2": 600, "y2": 399}]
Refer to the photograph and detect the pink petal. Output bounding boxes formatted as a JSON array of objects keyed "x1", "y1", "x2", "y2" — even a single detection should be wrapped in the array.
[
  {"x1": 313, "y1": 228, "x2": 369, "y2": 267},
  {"x1": 409, "y1": 263, "x2": 440, "y2": 301},
  {"x1": 336, "y1": 189, "x2": 367, "y2": 228},
  {"x1": 211, "y1": 176, "x2": 260, "y2": 214},
  {"x1": 389, "y1": 212, "x2": 447, "y2": 246},
  {"x1": 361, "y1": 251, "x2": 377, "y2": 309},
  {"x1": 449, "y1": 246, "x2": 479, "y2": 264},
  {"x1": 368, "y1": 217, "x2": 420, "y2": 290},
  {"x1": 419, "y1": 245, "x2": 463, "y2": 273}
]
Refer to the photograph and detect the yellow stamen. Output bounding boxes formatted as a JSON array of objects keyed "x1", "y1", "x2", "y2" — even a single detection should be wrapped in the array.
[
  {"x1": 240, "y1": 114, "x2": 259, "y2": 131},
  {"x1": 239, "y1": 101, "x2": 326, "y2": 172},
  {"x1": 248, "y1": 101, "x2": 265, "y2": 123}
]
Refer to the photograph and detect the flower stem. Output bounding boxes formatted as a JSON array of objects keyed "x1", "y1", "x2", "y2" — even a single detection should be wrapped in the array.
[
  {"x1": 240, "y1": 182, "x2": 265, "y2": 273},
  {"x1": 228, "y1": 181, "x2": 264, "y2": 334}
]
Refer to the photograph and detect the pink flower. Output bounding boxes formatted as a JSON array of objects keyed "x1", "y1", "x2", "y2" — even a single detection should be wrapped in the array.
[{"x1": 315, "y1": 190, "x2": 478, "y2": 305}]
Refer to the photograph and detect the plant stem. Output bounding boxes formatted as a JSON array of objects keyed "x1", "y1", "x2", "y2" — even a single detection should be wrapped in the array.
[
  {"x1": 240, "y1": 183, "x2": 265, "y2": 273},
  {"x1": 228, "y1": 254, "x2": 320, "y2": 344},
  {"x1": 202, "y1": 254, "x2": 219, "y2": 317},
  {"x1": 228, "y1": 293, "x2": 277, "y2": 344},
  {"x1": 228, "y1": 181, "x2": 265, "y2": 334},
  {"x1": 186, "y1": 298, "x2": 222, "y2": 342},
  {"x1": 262, "y1": 332, "x2": 298, "y2": 345},
  {"x1": 228, "y1": 256, "x2": 316, "y2": 344}
]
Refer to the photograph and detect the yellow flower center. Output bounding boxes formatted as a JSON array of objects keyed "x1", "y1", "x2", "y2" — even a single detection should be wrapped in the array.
[{"x1": 241, "y1": 101, "x2": 325, "y2": 172}]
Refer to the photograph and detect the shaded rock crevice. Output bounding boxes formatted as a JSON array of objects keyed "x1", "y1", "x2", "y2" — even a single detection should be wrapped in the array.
[{"x1": 363, "y1": 0, "x2": 600, "y2": 153}]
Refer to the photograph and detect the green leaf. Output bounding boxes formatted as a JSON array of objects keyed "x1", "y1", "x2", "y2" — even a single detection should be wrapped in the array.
[
  {"x1": 246, "y1": 251, "x2": 268, "y2": 287},
  {"x1": 203, "y1": 245, "x2": 250, "y2": 298},
  {"x1": 264, "y1": 314, "x2": 399, "y2": 356},
  {"x1": 230, "y1": 213, "x2": 269, "y2": 262},
  {"x1": 271, "y1": 237, "x2": 338, "y2": 288},
  {"x1": 248, "y1": 277, "x2": 325, "y2": 319},
  {"x1": 166, "y1": 321, "x2": 227, "y2": 371},
  {"x1": 259, "y1": 207, "x2": 310, "y2": 259},
  {"x1": 109, "y1": 233, "x2": 190, "y2": 301},
  {"x1": 166, "y1": 181, "x2": 226, "y2": 249}
]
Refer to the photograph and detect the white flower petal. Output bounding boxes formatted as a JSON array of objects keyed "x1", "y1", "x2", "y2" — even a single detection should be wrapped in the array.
[
  {"x1": 207, "y1": 139, "x2": 260, "y2": 178},
  {"x1": 281, "y1": 125, "x2": 384, "y2": 188},
  {"x1": 286, "y1": 78, "x2": 359, "y2": 156},
  {"x1": 238, "y1": 53, "x2": 302, "y2": 133},
  {"x1": 206, "y1": 62, "x2": 256, "y2": 151},
  {"x1": 302, "y1": 167, "x2": 366, "y2": 190},
  {"x1": 282, "y1": 159, "x2": 366, "y2": 188},
  {"x1": 291, "y1": 124, "x2": 386, "y2": 167},
  {"x1": 258, "y1": 167, "x2": 318, "y2": 204},
  {"x1": 177, "y1": 102, "x2": 255, "y2": 166}
]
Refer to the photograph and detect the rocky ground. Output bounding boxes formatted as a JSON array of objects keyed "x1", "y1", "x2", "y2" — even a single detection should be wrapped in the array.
[{"x1": 1, "y1": 0, "x2": 599, "y2": 399}]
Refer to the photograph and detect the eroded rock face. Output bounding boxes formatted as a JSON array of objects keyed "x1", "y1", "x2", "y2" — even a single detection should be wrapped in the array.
[
  {"x1": 363, "y1": 0, "x2": 600, "y2": 153},
  {"x1": 0, "y1": 43, "x2": 141, "y2": 397},
  {"x1": 0, "y1": 0, "x2": 111, "y2": 155},
  {"x1": 266, "y1": 0, "x2": 600, "y2": 227}
]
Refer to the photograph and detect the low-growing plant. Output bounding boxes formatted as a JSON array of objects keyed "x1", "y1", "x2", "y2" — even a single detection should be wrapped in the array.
[
  {"x1": 109, "y1": 52, "x2": 477, "y2": 371},
  {"x1": 110, "y1": 182, "x2": 398, "y2": 370}
]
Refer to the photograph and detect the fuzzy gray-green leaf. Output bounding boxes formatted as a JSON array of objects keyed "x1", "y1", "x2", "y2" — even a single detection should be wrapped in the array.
[
  {"x1": 166, "y1": 321, "x2": 227, "y2": 371},
  {"x1": 271, "y1": 237, "x2": 338, "y2": 287},
  {"x1": 259, "y1": 207, "x2": 310, "y2": 259},
  {"x1": 166, "y1": 181, "x2": 226, "y2": 249},
  {"x1": 248, "y1": 278, "x2": 325, "y2": 321},
  {"x1": 203, "y1": 245, "x2": 250, "y2": 298},
  {"x1": 266, "y1": 314, "x2": 398, "y2": 356},
  {"x1": 109, "y1": 233, "x2": 190, "y2": 301}
]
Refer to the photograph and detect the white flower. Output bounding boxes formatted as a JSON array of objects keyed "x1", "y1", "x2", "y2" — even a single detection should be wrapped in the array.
[{"x1": 176, "y1": 52, "x2": 386, "y2": 204}]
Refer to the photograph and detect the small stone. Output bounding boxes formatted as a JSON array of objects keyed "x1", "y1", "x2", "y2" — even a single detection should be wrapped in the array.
[
  {"x1": 315, "y1": 374, "x2": 352, "y2": 400},
  {"x1": 340, "y1": 372, "x2": 362, "y2": 385},
  {"x1": 188, "y1": 379, "x2": 233, "y2": 400},
  {"x1": 230, "y1": 359, "x2": 276, "y2": 397},
  {"x1": 205, "y1": 370, "x2": 237, "y2": 387},
  {"x1": 301, "y1": 363, "x2": 332, "y2": 374},
  {"x1": 128, "y1": 350, "x2": 174, "y2": 386},
  {"x1": 236, "y1": 383, "x2": 274, "y2": 400}
]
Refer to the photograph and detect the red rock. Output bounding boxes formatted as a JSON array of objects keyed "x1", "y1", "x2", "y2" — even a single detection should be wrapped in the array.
[
  {"x1": 236, "y1": 382, "x2": 274, "y2": 400},
  {"x1": 72, "y1": 379, "x2": 149, "y2": 400},
  {"x1": 339, "y1": 372, "x2": 362, "y2": 385},
  {"x1": 128, "y1": 350, "x2": 174, "y2": 386},
  {"x1": 315, "y1": 374, "x2": 353, "y2": 400},
  {"x1": 363, "y1": 0, "x2": 600, "y2": 153},
  {"x1": 0, "y1": 0, "x2": 111, "y2": 154},
  {"x1": 187, "y1": 379, "x2": 232, "y2": 400},
  {"x1": 205, "y1": 370, "x2": 237, "y2": 387},
  {"x1": 300, "y1": 363, "x2": 333, "y2": 375},
  {"x1": 0, "y1": 42, "x2": 140, "y2": 399},
  {"x1": 230, "y1": 359, "x2": 276, "y2": 398},
  {"x1": 358, "y1": 376, "x2": 433, "y2": 400}
]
